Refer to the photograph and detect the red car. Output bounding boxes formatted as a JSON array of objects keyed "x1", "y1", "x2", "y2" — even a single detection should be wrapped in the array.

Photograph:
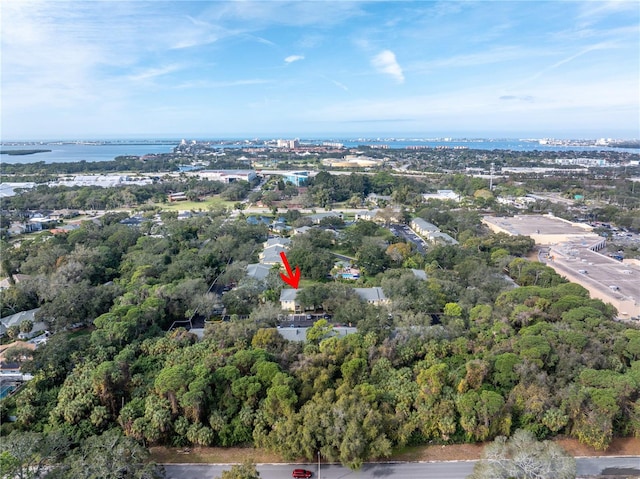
[{"x1": 292, "y1": 469, "x2": 312, "y2": 478}]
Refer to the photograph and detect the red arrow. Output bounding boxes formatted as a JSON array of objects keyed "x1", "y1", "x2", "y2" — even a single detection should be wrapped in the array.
[{"x1": 279, "y1": 251, "x2": 301, "y2": 289}]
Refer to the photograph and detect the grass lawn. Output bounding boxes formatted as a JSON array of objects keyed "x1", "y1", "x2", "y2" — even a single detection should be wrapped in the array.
[
  {"x1": 152, "y1": 197, "x2": 234, "y2": 212},
  {"x1": 150, "y1": 447, "x2": 288, "y2": 465}
]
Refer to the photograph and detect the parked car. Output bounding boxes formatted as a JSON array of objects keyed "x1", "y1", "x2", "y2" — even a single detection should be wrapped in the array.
[{"x1": 292, "y1": 469, "x2": 312, "y2": 478}]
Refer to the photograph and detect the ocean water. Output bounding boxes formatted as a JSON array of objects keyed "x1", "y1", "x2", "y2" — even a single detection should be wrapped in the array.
[
  {"x1": 1, "y1": 142, "x2": 176, "y2": 164},
  {"x1": 0, "y1": 138, "x2": 636, "y2": 164},
  {"x1": 336, "y1": 138, "x2": 638, "y2": 153}
]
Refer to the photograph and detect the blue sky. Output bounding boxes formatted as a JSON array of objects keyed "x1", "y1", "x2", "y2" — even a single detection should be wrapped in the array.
[{"x1": 1, "y1": 0, "x2": 639, "y2": 140}]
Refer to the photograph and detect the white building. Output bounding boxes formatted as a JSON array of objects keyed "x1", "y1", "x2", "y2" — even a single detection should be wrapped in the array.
[
  {"x1": 422, "y1": 190, "x2": 460, "y2": 202},
  {"x1": 192, "y1": 170, "x2": 257, "y2": 183}
]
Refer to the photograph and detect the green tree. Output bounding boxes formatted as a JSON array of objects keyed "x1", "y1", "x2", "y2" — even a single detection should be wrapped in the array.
[
  {"x1": 216, "y1": 461, "x2": 261, "y2": 479},
  {"x1": 0, "y1": 431, "x2": 69, "y2": 479},
  {"x1": 356, "y1": 237, "x2": 388, "y2": 275},
  {"x1": 58, "y1": 430, "x2": 162, "y2": 479},
  {"x1": 19, "y1": 319, "x2": 34, "y2": 334},
  {"x1": 306, "y1": 319, "x2": 334, "y2": 345},
  {"x1": 6, "y1": 325, "x2": 20, "y2": 339},
  {"x1": 469, "y1": 429, "x2": 576, "y2": 479}
]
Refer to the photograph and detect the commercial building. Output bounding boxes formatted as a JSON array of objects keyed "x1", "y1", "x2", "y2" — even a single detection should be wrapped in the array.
[
  {"x1": 482, "y1": 214, "x2": 639, "y2": 319},
  {"x1": 284, "y1": 171, "x2": 309, "y2": 186},
  {"x1": 191, "y1": 170, "x2": 257, "y2": 183}
]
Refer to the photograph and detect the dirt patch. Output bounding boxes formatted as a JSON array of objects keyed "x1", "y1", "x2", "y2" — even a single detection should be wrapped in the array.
[
  {"x1": 150, "y1": 446, "x2": 287, "y2": 464},
  {"x1": 391, "y1": 437, "x2": 640, "y2": 462},
  {"x1": 151, "y1": 437, "x2": 640, "y2": 464},
  {"x1": 556, "y1": 436, "x2": 640, "y2": 457},
  {"x1": 389, "y1": 442, "x2": 485, "y2": 462}
]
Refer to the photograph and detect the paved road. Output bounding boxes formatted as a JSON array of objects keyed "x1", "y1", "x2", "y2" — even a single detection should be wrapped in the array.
[
  {"x1": 163, "y1": 456, "x2": 640, "y2": 479},
  {"x1": 387, "y1": 224, "x2": 426, "y2": 254}
]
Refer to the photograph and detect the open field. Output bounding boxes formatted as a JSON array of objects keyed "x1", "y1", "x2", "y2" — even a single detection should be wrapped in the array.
[{"x1": 151, "y1": 197, "x2": 234, "y2": 211}]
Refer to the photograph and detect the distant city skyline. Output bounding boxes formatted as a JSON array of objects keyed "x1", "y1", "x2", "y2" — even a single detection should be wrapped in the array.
[{"x1": 2, "y1": 1, "x2": 639, "y2": 140}]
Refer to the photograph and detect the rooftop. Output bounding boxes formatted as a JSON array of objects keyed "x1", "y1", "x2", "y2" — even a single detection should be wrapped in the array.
[{"x1": 483, "y1": 214, "x2": 593, "y2": 238}]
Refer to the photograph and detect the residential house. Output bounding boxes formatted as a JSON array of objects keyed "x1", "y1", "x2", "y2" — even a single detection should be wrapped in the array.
[
  {"x1": 246, "y1": 263, "x2": 272, "y2": 281},
  {"x1": 308, "y1": 212, "x2": 343, "y2": 224},
  {"x1": 280, "y1": 286, "x2": 389, "y2": 312},
  {"x1": 119, "y1": 215, "x2": 144, "y2": 227},
  {"x1": 246, "y1": 215, "x2": 271, "y2": 226},
  {"x1": 260, "y1": 245, "x2": 288, "y2": 265},
  {"x1": 277, "y1": 326, "x2": 357, "y2": 342},
  {"x1": 411, "y1": 218, "x2": 439, "y2": 236},
  {"x1": 410, "y1": 218, "x2": 458, "y2": 245},
  {"x1": 0, "y1": 274, "x2": 31, "y2": 291},
  {"x1": 353, "y1": 287, "x2": 389, "y2": 306},
  {"x1": 280, "y1": 288, "x2": 302, "y2": 312},
  {"x1": 0, "y1": 308, "x2": 46, "y2": 339},
  {"x1": 366, "y1": 193, "x2": 392, "y2": 206},
  {"x1": 355, "y1": 210, "x2": 378, "y2": 221},
  {"x1": 270, "y1": 221, "x2": 291, "y2": 234},
  {"x1": 429, "y1": 231, "x2": 459, "y2": 245},
  {"x1": 292, "y1": 226, "x2": 312, "y2": 235},
  {"x1": 410, "y1": 269, "x2": 428, "y2": 281},
  {"x1": 264, "y1": 237, "x2": 291, "y2": 248}
]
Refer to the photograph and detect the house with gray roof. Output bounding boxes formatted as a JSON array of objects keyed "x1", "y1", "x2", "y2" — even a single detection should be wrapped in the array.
[
  {"x1": 308, "y1": 212, "x2": 343, "y2": 224},
  {"x1": 264, "y1": 237, "x2": 291, "y2": 248},
  {"x1": 260, "y1": 245, "x2": 288, "y2": 265},
  {"x1": 280, "y1": 289, "x2": 302, "y2": 312},
  {"x1": 429, "y1": 231, "x2": 459, "y2": 245},
  {"x1": 410, "y1": 269, "x2": 428, "y2": 280},
  {"x1": 277, "y1": 326, "x2": 357, "y2": 342},
  {"x1": 355, "y1": 209, "x2": 379, "y2": 221},
  {"x1": 410, "y1": 218, "x2": 439, "y2": 236},
  {"x1": 246, "y1": 263, "x2": 272, "y2": 281},
  {"x1": 293, "y1": 226, "x2": 312, "y2": 235},
  {"x1": 354, "y1": 287, "x2": 389, "y2": 305},
  {"x1": 280, "y1": 286, "x2": 389, "y2": 312},
  {"x1": 0, "y1": 308, "x2": 47, "y2": 339}
]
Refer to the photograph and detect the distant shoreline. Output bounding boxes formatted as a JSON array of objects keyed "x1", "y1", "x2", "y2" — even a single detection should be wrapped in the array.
[{"x1": 1, "y1": 149, "x2": 52, "y2": 156}]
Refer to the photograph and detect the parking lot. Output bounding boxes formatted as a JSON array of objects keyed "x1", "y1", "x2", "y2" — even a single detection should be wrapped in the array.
[
  {"x1": 278, "y1": 313, "x2": 332, "y2": 328},
  {"x1": 547, "y1": 242, "x2": 640, "y2": 319},
  {"x1": 483, "y1": 215, "x2": 640, "y2": 320},
  {"x1": 387, "y1": 224, "x2": 426, "y2": 253}
]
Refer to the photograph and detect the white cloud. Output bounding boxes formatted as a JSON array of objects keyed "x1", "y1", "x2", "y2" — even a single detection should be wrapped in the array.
[
  {"x1": 128, "y1": 64, "x2": 184, "y2": 81},
  {"x1": 522, "y1": 41, "x2": 617, "y2": 84},
  {"x1": 415, "y1": 46, "x2": 552, "y2": 70},
  {"x1": 310, "y1": 75, "x2": 638, "y2": 127},
  {"x1": 371, "y1": 50, "x2": 405, "y2": 83},
  {"x1": 330, "y1": 80, "x2": 349, "y2": 92},
  {"x1": 284, "y1": 55, "x2": 305, "y2": 64},
  {"x1": 174, "y1": 79, "x2": 272, "y2": 89}
]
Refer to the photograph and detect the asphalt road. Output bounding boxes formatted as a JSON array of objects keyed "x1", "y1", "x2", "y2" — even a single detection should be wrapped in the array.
[
  {"x1": 162, "y1": 457, "x2": 640, "y2": 479},
  {"x1": 387, "y1": 224, "x2": 426, "y2": 254}
]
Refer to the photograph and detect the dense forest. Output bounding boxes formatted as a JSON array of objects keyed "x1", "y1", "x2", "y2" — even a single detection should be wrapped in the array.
[{"x1": 1, "y1": 207, "x2": 639, "y2": 473}]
